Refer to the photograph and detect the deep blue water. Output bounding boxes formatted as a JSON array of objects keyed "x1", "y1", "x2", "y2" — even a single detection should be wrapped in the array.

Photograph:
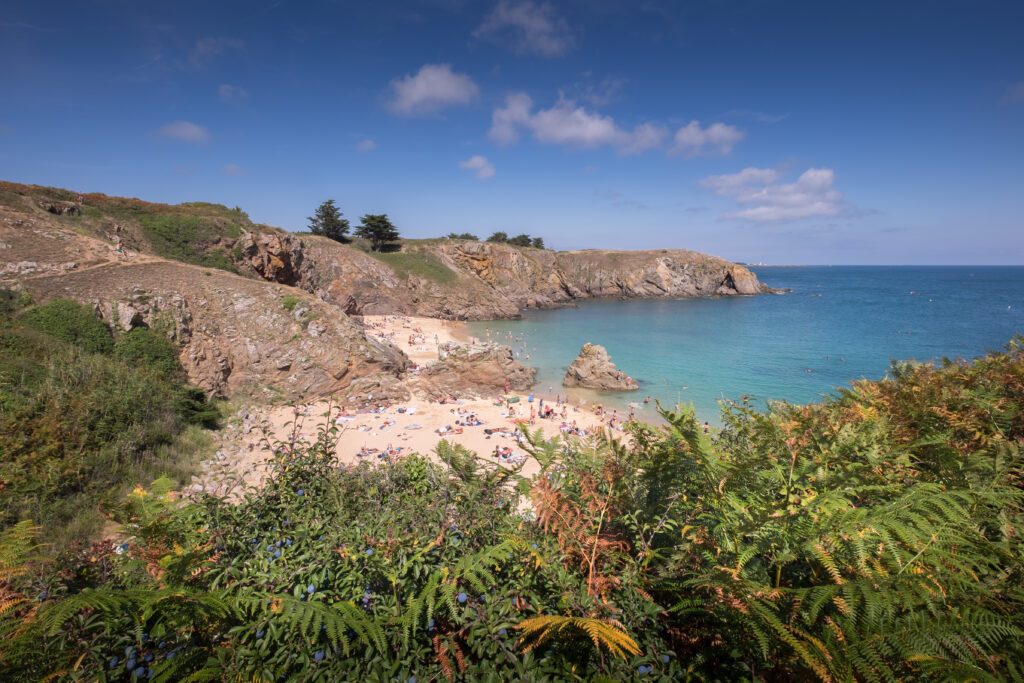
[{"x1": 467, "y1": 267, "x2": 1024, "y2": 424}]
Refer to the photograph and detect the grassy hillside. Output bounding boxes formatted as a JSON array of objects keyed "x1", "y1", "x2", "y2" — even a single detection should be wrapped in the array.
[
  {"x1": 0, "y1": 181, "x2": 253, "y2": 273},
  {"x1": 1, "y1": 338, "x2": 1021, "y2": 680},
  {"x1": 0, "y1": 292, "x2": 220, "y2": 548}
]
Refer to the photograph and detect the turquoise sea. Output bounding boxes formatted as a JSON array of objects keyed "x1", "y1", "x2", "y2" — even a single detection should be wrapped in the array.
[{"x1": 467, "y1": 267, "x2": 1024, "y2": 424}]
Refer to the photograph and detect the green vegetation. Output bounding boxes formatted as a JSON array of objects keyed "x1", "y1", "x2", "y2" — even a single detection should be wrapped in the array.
[
  {"x1": 0, "y1": 183, "x2": 251, "y2": 273},
  {"x1": 280, "y1": 295, "x2": 301, "y2": 312},
  {"x1": 307, "y1": 199, "x2": 350, "y2": 243},
  {"x1": 446, "y1": 232, "x2": 479, "y2": 241},
  {"x1": 17, "y1": 298, "x2": 113, "y2": 354},
  {"x1": 368, "y1": 248, "x2": 459, "y2": 284},
  {"x1": 0, "y1": 296, "x2": 219, "y2": 551},
  {"x1": 134, "y1": 213, "x2": 240, "y2": 271},
  {"x1": 114, "y1": 327, "x2": 185, "y2": 379},
  {"x1": 487, "y1": 231, "x2": 546, "y2": 249},
  {"x1": 2, "y1": 341, "x2": 1023, "y2": 680},
  {"x1": 356, "y1": 213, "x2": 401, "y2": 252}
]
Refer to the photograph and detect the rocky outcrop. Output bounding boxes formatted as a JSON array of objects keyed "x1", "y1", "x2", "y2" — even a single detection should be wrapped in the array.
[
  {"x1": 0, "y1": 182, "x2": 778, "y2": 324},
  {"x1": 0, "y1": 200, "x2": 408, "y2": 401},
  {"x1": 415, "y1": 341, "x2": 536, "y2": 399},
  {"x1": 276, "y1": 238, "x2": 778, "y2": 322},
  {"x1": 234, "y1": 230, "x2": 306, "y2": 285},
  {"x1": 37, "y1": 199, "x2": 81, "y2": 216},
  {"x1": 563, "y1": 343, "x2": 639, "y2": 391}
]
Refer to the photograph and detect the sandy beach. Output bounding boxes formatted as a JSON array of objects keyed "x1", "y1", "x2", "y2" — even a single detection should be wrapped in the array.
[{"x1": 199, "y1": 315, "x2": 636, "y2": 493}]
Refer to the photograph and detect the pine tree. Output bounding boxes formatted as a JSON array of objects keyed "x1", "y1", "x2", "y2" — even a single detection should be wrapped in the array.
[
  {"x1": 307, "y1": 199, "x2": 350, "y2": 243},
  {"x1": 356, "y1": 214, "x2": 400, "y2": 252}
]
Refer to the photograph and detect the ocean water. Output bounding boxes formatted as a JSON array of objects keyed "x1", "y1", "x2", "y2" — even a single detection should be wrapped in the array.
[{"x1": 466, "y1": 267, "x2": 1024, "y2": 424}]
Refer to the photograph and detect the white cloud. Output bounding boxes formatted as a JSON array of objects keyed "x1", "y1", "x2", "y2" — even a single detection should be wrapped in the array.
[
  {"x1": 474, "y1": 0, "x2": 574, "y2": 57},
  {"x1": 701, "y1": 167, "x2": 844, "y2": 222},
  {"x1": 224, "y1": 163, "x2": 246, "y2": 176},
  {"x1": 1001, "y1": 81, "x2": 1024, "y2": 104},
  {"x1": 489, "y1": 93, "x2": 667, "y2": 154},
  {"x1": 671, "y1": 121, "x2": 744, "y2": 156},
  {"x1": 459, "y1": 155, "x2": 495, "y2": 179},
  {"x1": 388, "y1": 64, "x2": 479, "y2": 115},
  {"x1": 156, "y1": 120, "x2": 210, "y2": 144},
  {"x1": 356, "y1": 138, "x2": 377, "y2": 152},
  {"x1": 218, "y1": 84, "x2": 248, "y2": 102}
]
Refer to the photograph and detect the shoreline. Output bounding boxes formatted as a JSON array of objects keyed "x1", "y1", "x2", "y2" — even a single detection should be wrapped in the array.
[{"x1": 194, "y1": 314, "x2": 642, "y2": 495}]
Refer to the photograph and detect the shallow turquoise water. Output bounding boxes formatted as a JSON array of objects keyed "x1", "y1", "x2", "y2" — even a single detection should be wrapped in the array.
[{"x1": 467, "y1": 267, "x2": 1024, "y2": 423}]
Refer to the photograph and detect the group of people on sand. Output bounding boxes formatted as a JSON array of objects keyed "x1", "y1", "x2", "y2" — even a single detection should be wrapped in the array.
[
  {"x1": 492, "y1": 444, "x2": 526, "y2": 465},
  {"x1": 356, "y1": 444, "x2": 405, "y2": 460}
]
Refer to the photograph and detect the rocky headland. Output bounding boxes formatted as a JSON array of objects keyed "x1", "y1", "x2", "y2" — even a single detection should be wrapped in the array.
[{"x1": 0, "y1": 181, "x2": 774, "y2": 405}]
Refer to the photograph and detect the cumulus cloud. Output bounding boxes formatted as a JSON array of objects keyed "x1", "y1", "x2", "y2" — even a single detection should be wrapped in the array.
[
  {"x1": 489, "y1": 93, "x2": 667, "y2": 154},
  {"x1": 1001, "y1": 81, "x2": 1024, "y2": 104},
  {"x1": 474, "y1": 0, "x2": 574, "y2": 57},
  {"x1": 701, "y1": 167, "x2": 844, "y2": 221},
  {"x1": 223, "y1": 163, "x2": 246, "y2": 176},
  {"x1": 218, "y1": 84, "x2": 248, "y2": 102},
  {"x1": 156, "y1": 120, "x2": 210, "y2": 144},
  {"x1": 459, "y1": 155, "x2": 495, "y2": 179},
  {"x1": 188, "y1": 37, "x2": 243, "y2": 69},
  {"x1": 388, "y1": 63, "x2": 479, "y2": 115},
  {"x1": 671, "y1": 121, "x2": 744, "y2": 156},
  {"x1": 356, "y1": 138, "x2": 377, "y2": 152}
]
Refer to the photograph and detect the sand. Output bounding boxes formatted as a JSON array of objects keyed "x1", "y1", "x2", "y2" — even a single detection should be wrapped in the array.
[{"x1": 203, "y1": 316, "x2": 631, "y2": 492}]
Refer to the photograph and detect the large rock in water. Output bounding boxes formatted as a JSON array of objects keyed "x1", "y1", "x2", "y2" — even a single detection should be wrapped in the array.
[{"x1": 563, "y1": 343, "x2": 639, "y2": 391}]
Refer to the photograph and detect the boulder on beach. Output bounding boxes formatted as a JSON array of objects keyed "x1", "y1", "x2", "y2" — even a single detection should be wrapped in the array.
[
  {"x1": 415, "y1": 340, "x2": 536, "y2": 399},
  {"x1": 562, "y1": 343, "x2": 639, "y2": 391}
]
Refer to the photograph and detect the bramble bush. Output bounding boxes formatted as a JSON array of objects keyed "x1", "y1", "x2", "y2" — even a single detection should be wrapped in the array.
[{"x1": 1, "y1": 340, "x2": 1023, "y2": 681}]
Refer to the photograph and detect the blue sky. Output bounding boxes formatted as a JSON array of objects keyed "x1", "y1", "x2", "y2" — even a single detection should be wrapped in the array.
[{"x1": 2, "y1": 1, "x2": 1023, "y2": 264}]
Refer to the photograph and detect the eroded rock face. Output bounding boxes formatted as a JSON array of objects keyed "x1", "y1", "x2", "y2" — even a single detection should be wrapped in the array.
[
  {"x1": 563, "y1": 343, "x2": 639, "y2": 391},
  {"x1": 415, "y1": 341, "x2": 536, "y2": 399},
  {"x1": 234, "y1": 230, "x2": 305, "y2": 285},
  {"x1": 37, "y1": 199, "x2": 81, "y2": 216},
  {"x1": 264, "y1": 237, "x2": 779, "y2": 321}
]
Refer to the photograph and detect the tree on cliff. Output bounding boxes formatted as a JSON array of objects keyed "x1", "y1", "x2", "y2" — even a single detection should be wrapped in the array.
[
  {"x1": 447, "y1": 232, "x2": 479, "y2": 240},
  {"x1": 507, "y1": 233, "x2": 532, "y2": 247},
  {"x1": 307, "y1": 199, "x2": 349, "y2": 242},
  {"x1": 531, "y1": 236, "x2": 545, "y2": 249},
  {"x1": 487, "y1": 231, "x2": 508, "y2": 243},
  {"x1": 356, "y1": 214, "x2": 400, "y2": 252}
]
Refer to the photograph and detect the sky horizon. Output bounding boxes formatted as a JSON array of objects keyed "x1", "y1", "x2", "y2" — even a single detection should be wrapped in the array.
[{"x1": 2, "y1": 1, "x2": 1023, "y2": 265}]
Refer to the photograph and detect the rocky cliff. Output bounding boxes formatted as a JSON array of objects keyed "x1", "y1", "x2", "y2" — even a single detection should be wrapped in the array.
[
  {"x1": 0, "y1": 181, "x2": 776, "y2": 402},
  {"x1": 236, "y1": 231, "x2": 775, "y2": 321},
  {"x1": 0, "y1": 185, "x2": 407, "y2": 402}
]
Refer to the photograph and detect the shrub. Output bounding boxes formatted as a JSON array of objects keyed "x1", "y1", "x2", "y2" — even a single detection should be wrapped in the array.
[
  {"x1": 0, "y1": 309, "x2": 218, "y2": 548},
  {"x1": 0, "y1": 289, "x2": 31, "y2": 315},
  {"x1": 18, "y1": 299, "x2": 113, "y2": 354},
  {"x1": 281, "y1": 295, "x2": 300, "y2": 312},
  {"x1": 1, "y1": 342, "x2": 1022, "y2": 680},
  {"x1": 114, "y1": 327, "x2": 182, "y2": 379}
]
